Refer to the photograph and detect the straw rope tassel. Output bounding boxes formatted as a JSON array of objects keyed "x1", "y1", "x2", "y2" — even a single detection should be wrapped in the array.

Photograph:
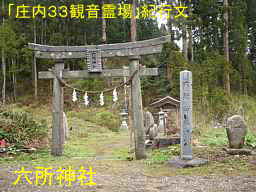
[
  {"x1": 100, "y1": 92, "x2": 104, "y2": 106},
  {"x1": 113, "y1": 88, "x2": 118, "y2": 102},
  {"x1": 84, "y1": 92, "x2": 89, "y2": 106},
  {"x1": 72, "y1": 89, "x2": 78, "y2": 102}
]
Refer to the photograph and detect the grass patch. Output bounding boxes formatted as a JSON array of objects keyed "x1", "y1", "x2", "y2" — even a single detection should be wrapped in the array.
[
  {"x1": 200, "y1": 128, "x2": 228, "y2": 146},
  {"x1": 245, "y1": 131, "x2": 256, "y2": 148},
  {"x1": 144, "y1": 145, "x2": 180, "y2": 165},
  {"x1": 144, "y1": 146, "x2": 256, "y2": 176},
  {"x1": 67, "y1": 108, "x2": 119, "y2": 132},
  {"x1": 111, "y1": 147, "x2": 130, "y2": 160}
]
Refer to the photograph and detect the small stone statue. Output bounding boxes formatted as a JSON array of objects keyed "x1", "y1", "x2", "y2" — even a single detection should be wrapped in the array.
[
  {"x1": 226, "y1": 115, "x2": 247, "y2": 149},
  {"x1": 144, "y1": 110, "x2": 158, "y2": 140}
]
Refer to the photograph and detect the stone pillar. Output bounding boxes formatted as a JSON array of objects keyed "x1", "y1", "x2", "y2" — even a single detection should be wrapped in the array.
[
  {"x1": 169, "y1": 71, "x2": 207, "y2": 168},
  {"x1": 158, "y1": 110, "x2": 165, "y2": 134},
  {"x1": 120, "y1": 109, "x2": 129, "y2": 131},
  {"x1": 180, "y1": 70, "x2": 193, "y2": 160}
]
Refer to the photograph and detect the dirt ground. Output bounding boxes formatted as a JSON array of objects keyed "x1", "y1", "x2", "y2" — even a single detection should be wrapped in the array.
[
  {"x1": 0, "y1": 159, "x2": 256, "y2": 192},
  {"x1": 0, "y1": 132, "x2": 255, "y2": 192}
]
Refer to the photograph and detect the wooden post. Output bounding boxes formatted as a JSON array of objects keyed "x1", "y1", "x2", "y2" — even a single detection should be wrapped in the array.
[
  {"x1": 123, "y1": 66, "x2": 133, "y2": 151},
  {"x1": 180, "y1": 70, "x2": 193, "y2": 160},
  {"x1": 176, "y1": 108, "x2": 179, "y2": 131},
  {"x1": 129, "y1": 56, "x2": 146, "y2": 160},
  {"x1": 52, "y1": 60, "x2": 64, "y2": 156},
  {"x1": 123, "y1": 66, "x2": 129, "y2": 109}
]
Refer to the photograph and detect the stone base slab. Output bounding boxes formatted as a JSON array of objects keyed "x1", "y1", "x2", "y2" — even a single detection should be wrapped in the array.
[
  {"x1": 153, "y1": 136, "x2": 180, "y2": 148},
  {"x1": 168, "y1": 156, "x2": 208, "y2": 168}
]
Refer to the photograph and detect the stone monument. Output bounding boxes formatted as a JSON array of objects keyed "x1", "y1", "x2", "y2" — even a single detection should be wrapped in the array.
[
  {"x1": 226, "y1": 115, "x2": 247, "y2": 149},
  {"x1": 168, "y1": 70, "x2": 208, "y2": 168}
]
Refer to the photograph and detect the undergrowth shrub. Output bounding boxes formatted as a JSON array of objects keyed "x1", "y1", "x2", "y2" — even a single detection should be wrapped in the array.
[
  {"x1": 145, "y1": 145, "x2": 180, "y2": 165},
  {"x1": 0, "y1": 110, "x2": 48, "y2": 147},
  {"x1": 201, "y1": 130, "x2": 228, "y2": 146},
  {"x1": 68, "y1": 108, "x2": 119, "y2": 132},
  {"x1": 245, "y1": 131, "x2": 256, "y2": 148},
  {"x1": 94, "y1": 111, "x2": 119, "y2": 132}
]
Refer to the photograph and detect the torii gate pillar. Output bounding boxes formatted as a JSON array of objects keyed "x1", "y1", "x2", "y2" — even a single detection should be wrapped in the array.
[
  {"x1": 52, "y1": 60, "x2": 65, "y2": 156},
  {"x1": 129, "y1": 56, "x2": 146, "y2": 159}
]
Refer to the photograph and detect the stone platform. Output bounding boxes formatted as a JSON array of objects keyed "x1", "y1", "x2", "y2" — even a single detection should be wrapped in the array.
[{"x1": 152, "y1": 135, "x2": 180, "y2": 148}]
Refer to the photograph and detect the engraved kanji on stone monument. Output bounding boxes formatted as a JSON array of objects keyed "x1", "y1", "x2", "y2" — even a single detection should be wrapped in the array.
[
  {"x1": 180, "y1": 70, "x2": 193, "y2": 160},
  {"x1": 87, "y1": 49, "x2": 102, "y2": 73}
]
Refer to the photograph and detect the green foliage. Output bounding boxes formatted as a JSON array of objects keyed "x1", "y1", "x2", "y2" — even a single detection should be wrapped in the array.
[
  {"x1": 0, "y1": 110, "x2": 48, "y2": 147},
  {"x1": 201, "y1": 129, "x2": 228, "y2": 146},
  {"x1": 207, "y1": 88, "x2": 231, "y2": 120},
  {"x1": 0, "y1": 128, "x2": 8, "y2": 140},
  {"x1": 245, "y1": 131, "x2": 256, "y2": 148},
  {"x1": 143, "y1": 42, "x2": 189, "y2": 98},
  {"x1": 0, "y1": 22, "x2": 18, "y2": 52},
  {"x1": 72, "y1": 79, "x2": 105, "y2": 93},
  {"x1": 145, "y1": 145, "x2": 180, "y2": 165},
  {"x1": 95, "y1": 111, "x2": 119, "y2": 132},
  {"x1": 68, "y1": 109, "x2": 119, "y2": 132}
]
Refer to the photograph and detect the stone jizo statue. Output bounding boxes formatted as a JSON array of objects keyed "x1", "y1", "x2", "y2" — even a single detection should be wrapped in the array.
[
  {"x1": 226, "y1": 115, "x2": 247, "y2": 149},
  {"x1": 144, "y1": 110, "x2": 158, "y2": 140}
]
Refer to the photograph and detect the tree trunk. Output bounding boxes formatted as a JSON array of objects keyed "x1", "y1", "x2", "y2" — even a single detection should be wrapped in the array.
[
  {"x1": 2, "y1": 0, "x2": 6, "y2": 105},
  {"x1": 12, "y1": 58, "x2": 16, "y2": 101},
  {"x1": 41, "y1": 19, "x2": 44, "y2": 44},
  {"x1": 44, "y1": 19, "x2": 47, "y2": 44},
  {"x1": 131, "y1": 0, "x2": 137, "y2": 42},
  {"x1": 182, "y1": 25, "x2": 188, "y2": 61},
  {"x1": 2, "y1": 0, "x2": 4, "y2": 23},
  {"x1": 241, "y1": 58, "x2": 248, "y2": 95},
  {"x1": 84, "y1": 32, "x2": 87, "y2": 45},
  {"x1": 102, "y1": 10, "x2": 107, "y2": 43},
  {"x1": 224, "y1": 0, "x2": 231, "y2": 95},
  {"x1": 188, "y1": 26, "x2": 194, "y2": 62},
  {"x1": 33, "y1": 19, "x2": 38, "y2": 99},
  {"x1": 168, "y1": 20, "x2": 175, "y2": 42},
  {"x1": 1, "y1": 49, "x2": 6, "y2": 105},
  {"x1": 101, "y1": 0, "x2": 111, "y2": 86}
]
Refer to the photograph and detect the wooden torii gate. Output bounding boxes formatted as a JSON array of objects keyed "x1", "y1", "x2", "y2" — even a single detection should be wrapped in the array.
[{"x1": 28, "y1": 35, "x2": 171, "y2": 159}]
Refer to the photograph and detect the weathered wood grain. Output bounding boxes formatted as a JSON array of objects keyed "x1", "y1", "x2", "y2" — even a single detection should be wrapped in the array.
[
  {"x1": 33, "y1": 45, "x2": 164, "y2": 59},
  {"x1": 51, "y1": 61, "x2": 64, "y2": 156},
  {"x1": 129, "y1": 56, "x2": 146, "y2": 160},
  {"x1": 29, "y1": 35, "x2": 171, "y2": 52},
  {"x1": 38, "y1": 68, "x2": 158, "y2": 79},
  {"x1": 29, "y1": 36, "x2": 171, "y2": 59}
]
